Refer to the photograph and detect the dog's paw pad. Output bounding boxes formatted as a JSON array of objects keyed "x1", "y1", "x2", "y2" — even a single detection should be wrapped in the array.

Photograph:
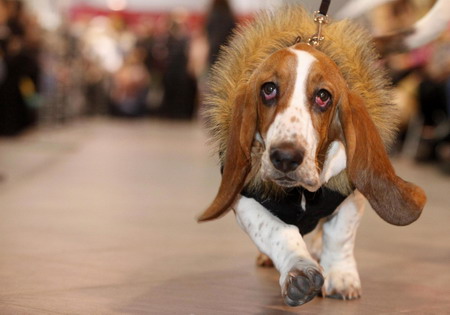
[{"x1": 283, "y1": 268, "x2": 324, "y2": 306}]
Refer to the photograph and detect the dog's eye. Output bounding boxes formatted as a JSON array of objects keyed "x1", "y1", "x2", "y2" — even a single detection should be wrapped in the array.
[
  {"x1": 315, "y1": 89, "x2": 331, "y2": 110},
  {"x1": 261, "y1": 82, "x2": 278, "y2": 105}
]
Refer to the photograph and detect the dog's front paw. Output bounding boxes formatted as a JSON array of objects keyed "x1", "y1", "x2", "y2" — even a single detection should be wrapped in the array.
[
  {"x1": 322, "y1": 267, "x2": 361, "y2": 300},
  {"x1": 281, "y1": 265, "x2": 324, "y2": 306}
]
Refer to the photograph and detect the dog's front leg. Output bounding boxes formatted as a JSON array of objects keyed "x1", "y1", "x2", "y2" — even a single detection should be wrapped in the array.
[
  {"x1": 320, "y1": 190, "x2": 365, "y2": 300},
  {"x1": 235, "y1": 196, "x2": 324, "y2": 306}
]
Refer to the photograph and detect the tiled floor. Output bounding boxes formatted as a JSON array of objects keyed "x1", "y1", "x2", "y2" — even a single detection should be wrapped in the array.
[{"x1": 0, "y1": 119, "x2": 449, "y2": 314}]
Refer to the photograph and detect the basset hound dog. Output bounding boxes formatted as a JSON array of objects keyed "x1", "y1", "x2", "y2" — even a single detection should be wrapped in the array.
[{"x1": 198, "y1": 6, "x2": 426, "y2": 307}]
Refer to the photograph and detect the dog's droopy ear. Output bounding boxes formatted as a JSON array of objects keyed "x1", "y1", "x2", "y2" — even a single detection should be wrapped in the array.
[
  {"x1": 339, "y1": 92, "x2": 426, "y2": 226},
  {"x1": 198, "y1": 88, "x2": 256, "y2": 222}
]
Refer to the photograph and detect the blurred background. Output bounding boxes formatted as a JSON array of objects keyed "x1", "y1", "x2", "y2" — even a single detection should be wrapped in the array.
[
  {"x1": 0, "y1": 0, "x2": 449, "y2": 313},
  {"x1": 0, "y1": 0, "x2": 449, "y2": 168}
]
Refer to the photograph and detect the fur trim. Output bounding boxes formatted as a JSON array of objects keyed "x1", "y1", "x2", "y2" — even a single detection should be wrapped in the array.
[{"x1": 203, "y1": 5, "x2": 398, "y2": 197}]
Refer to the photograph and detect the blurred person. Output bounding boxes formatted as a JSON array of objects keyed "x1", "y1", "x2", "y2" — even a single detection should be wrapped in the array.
[
  {"x1": 110, "y1": 14, "x2": 137, "y2": 61},
  {"x1": 83, "y1": 58, "x2": 108, "y2": 116},
  {"x1": 135, "y1": 20, "x2": 156, "y2": 74},
  {"x1": 187, "y1": 27, "x2": 208, "y2": 99},
  {"x1": 39, "y1": 23, "x2": 83, "y2": 124},
  {"x1": 0, "y1": 0, "x2": 40, "y2": 136},
  {"x1": 371, "y1": 0, "x2": 450, "y2": 172},
  {"x1": 81, "y1": 15, "x2": 136, "y2": 76},
  {"x1": 369, "y1": 0, "x2": 417, "y2": 34},
  {"x1": 415, "y1": 30, "x2": 450, "y2": 171},
  {"x1": 205, "y1": 0, "x2": 236, "y2": 67},
  {"x1": 109, "y1": 47, "x2": 150, "y2": 118},
  {"x1": 361, "y1": 0, "x2": 449, "y2": 160},
  {"x1": 81, "y1": 16, "x2": 124, "y2": 74},
  {"x1": 135, "y1": 16, "x2": 168, "y2": 114},
  {"x1": 159, "y1": 9, "x2": 197, "y2": 120}
]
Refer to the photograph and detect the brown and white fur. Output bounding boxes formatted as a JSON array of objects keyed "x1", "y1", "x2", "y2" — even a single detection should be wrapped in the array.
[{"x1": 198, "y1": 6, "x2": 426, "y2": 307}]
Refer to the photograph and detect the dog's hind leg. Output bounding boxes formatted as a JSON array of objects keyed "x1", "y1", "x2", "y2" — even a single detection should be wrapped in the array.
[
  {"x1": 235, "y1": 196, "x2": 323, "y2": 307},
  {"x1": 320, "y1": 190, "x2": 365, "y2": 300},
  {"x1": 256, "y1": 252, "x2": 274, "y2": 267},
  {"x1": 306, "y1": 219, "x2": 324, "y2": 262}
]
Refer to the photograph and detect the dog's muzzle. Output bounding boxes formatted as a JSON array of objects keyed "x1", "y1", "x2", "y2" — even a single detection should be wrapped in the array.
[{"x1": 270, "y1": 142, "x2": 305, "y2": 173}]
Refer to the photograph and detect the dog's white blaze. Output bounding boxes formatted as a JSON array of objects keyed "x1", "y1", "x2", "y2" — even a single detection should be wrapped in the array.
[
  {"x1": 235, "y1": 196, "x2": 318, "y2": 286},
  {"x1": 320, "y1": 191, "x2": 365, "y2": 298},
  {"x1": 264, "y1": 50, "x2": 320, "y2": 189},
  {"x1": 320, "y1": 141, "x2": 347, "y2": 184},
  {"x1": 266, "y1": 50, "x2": 317, "y2": 147}
]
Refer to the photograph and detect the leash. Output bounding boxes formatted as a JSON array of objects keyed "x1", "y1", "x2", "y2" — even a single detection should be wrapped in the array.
[
  {"x1": 319, "y1": 0, "x2": 331, "y2": 16},
  {"x1": 308, "y1": 0, "x2": 331, "y2": 47}
]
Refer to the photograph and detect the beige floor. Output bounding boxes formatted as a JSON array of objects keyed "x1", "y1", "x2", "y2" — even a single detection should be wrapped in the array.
[{"x1": 0, "y1": 118, "x2": 449, "y2": 314}]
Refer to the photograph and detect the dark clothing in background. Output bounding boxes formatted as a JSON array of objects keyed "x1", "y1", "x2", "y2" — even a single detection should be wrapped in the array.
[
  {"x1": 206, "y1": 1, "x2": 236, "y2": 66},
  {"x1": 137, "y1": 32, "x2": 168, "y2": 113},
  {"x1": 419, "y1": 79, "x2": 448, "y2": 126},
  {"x1": 0, "y1": 45, "x2": 39, "y2": 135},
  {"x1": 0, "y1": 11, "x2": 40, "y2": 136},
  {"x1": 0, "y1": 55, "x2": 29, "y2": 135},
  {"x1": 159, "y1": 35, "x2": 197, "y2": 120}
]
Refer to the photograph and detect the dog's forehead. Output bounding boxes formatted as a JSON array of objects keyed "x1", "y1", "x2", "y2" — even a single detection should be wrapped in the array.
[
  {"x1": 292, "y1": 43, "x2": 342, "y2": 74},
  {"x1": 292, "y1": 43, "x2": 334, "y2": 64},
  {"x1": 258, "y1": 48, "x2": 298, "y2": 75},
  {"x1": 259, "y1": 43, "x2": 339, "y2": 77}
]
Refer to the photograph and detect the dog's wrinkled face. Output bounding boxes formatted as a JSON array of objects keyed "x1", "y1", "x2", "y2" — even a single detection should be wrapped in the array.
[{"x1": 254, "y1": 44, "x2": 345, "y2": 191}]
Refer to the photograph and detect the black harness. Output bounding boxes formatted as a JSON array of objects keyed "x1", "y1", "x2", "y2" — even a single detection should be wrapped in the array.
[{"x1": 241, "y1": 186, "x2": 348, "y2": 236}]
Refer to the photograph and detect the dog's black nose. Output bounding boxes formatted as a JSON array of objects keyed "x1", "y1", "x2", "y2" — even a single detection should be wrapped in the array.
[{"x1": 270, "y1": 143, "x2": 304, "y2": 173}]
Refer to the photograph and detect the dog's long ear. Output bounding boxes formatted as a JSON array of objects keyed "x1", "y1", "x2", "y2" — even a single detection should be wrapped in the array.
[
  {"x1": 198, "y1": 88, "x2": 256, "y2": 222},
  {"x1": 339, "y1": 92, "x2": 426, "y2": 226}
]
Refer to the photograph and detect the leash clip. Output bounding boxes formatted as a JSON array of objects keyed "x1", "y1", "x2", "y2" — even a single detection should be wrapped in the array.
[{"x1": 308, "y1": 11, "x2": 329, "y2": 47}]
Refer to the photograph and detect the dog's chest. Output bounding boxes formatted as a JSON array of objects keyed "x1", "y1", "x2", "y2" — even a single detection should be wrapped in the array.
[{"x1": 242, "y1": 187, "x2": 348, "y2": 235}]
